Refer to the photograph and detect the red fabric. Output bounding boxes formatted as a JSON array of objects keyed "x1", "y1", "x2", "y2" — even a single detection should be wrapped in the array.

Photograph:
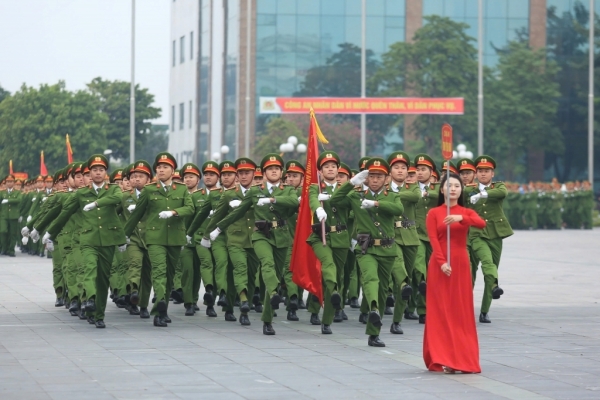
[
  {"x1": 66, "y1": 134, "x2": 73, "y2": 163},
  {"x1": 423, "y1": 204, "x2": 486, "y2": 373},
  {"x1": 40, "y1": 151, "x2": 48, "y2": 176},
  {"x1": 290, "y1": 112, "x2": 323, "y2": 305}
]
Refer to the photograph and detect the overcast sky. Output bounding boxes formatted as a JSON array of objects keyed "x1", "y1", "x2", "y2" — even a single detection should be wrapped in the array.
[{"x1": 0, "y1": 0, "x2": 170, "y2": 124}]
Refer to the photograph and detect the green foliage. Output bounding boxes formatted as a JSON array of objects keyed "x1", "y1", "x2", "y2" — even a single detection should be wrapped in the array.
[
  {"x1": 0, "y1": 82, "x2": 108, "y2": 176},
  {"x1": 136, "y1": 124, "x2": 169, "y2": 164},
  {"x1": 0, "y1": 85, "x2": 9, "y2": 104},
  {"x1": 87, "y1": 77, "x2": 161, "y2": 162}
]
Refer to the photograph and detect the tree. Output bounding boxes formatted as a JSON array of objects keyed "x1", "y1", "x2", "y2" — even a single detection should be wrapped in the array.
[
  {"x1": 371, "y1": 16, "x2": 479, "y2": 155},
  {"x1": 485, "y1": 42, "x2": 562, "y2": 181},
  {"x1": 87, "y1": 77, "x2": 161, "y2": 162},
  {"x1": 136, "y1": 124, "x2": 169, "y2": 164},
  {"x1": 0, "y1": 82, "x2": 108, "y2": 176},
  {"x1": 0, "y1": 85, "x2": 9, "y2": 104}
]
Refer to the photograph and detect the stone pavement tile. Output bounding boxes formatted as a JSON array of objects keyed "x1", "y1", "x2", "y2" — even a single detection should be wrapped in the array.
[
  {"x1": 174, "y1": 392, "x2": 246, "y2": 400},
  {"x1": 0, "y1": 391, "x2": 51, "y2": 400},
  {"x1": 47, "y1": 392, "x2": 116, "y2": 400}
]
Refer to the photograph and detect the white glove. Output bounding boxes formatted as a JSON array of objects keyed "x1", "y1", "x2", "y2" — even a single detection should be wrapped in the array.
[
  {"x1": 126, "y1": 236, "x2": 131, "y2": 244},
  {"x1": 22, "y1": 236, "x2": 29, "y2": 245},
  {"x1": 470, "y1": 194, "x2": 481, "y2": 204},
  {"x1": 18, "y1": 216, "x2": 22, "y2": 223},
  {"x1": 21, "y1": 226, "x2": 30, "y2": 237},
  {"x1": 318, "y1": 193, "x2": 331, "y2": 201},
  {"x1": 200, "y1": 238, "x2": 211, "y2": 248},
  {"x1": 158, "y1": 211, "x2": 174, "y2": 219},
  {"x1": 27, "y1": 215, "x2": 32, "y2": 223},
  {"x1": 350, "y1": 170, "x2": 369, "y2": 186},
  {"x1": 127, "y1": 204, "x2": 136, "y2": 212},
  {"x1": 350, "y1": 239, "x2": 357, "y2": 251},
  {"x1": 298, "y1": 196, "x2": 301, "y2": 202},
  {"x1": 118, "y1": 244, "x2": 127, "y2": 252},
  {"x1": 257, "y1": 198, "x2": 271, "y2": 206},
  {"x1": 186, "y1": 235, "x2": 192, "y2": 245},
  {"x1": 30, "y1": 229, "x2": 40, "y2": 242},
  {"x1": 209, "y1": 228, "x2": 221, "y2": 241},
  {"x1": 1, "y1": 199, "x2": 8, "y2": 204},
  {"x1": 316, "y1": 207, "x2": 327, "y2": 222},
  {"x1": 83, "y1": 202, "x2": 97, "y2": 211},
  {"x1": 209, "y1": 210, "x2": 214, "y2": 216},
  {"x1": 361, "y1": 200, "x2": 376, "y2": 209},
  {"x1": 479, "y1": 190, "x2": 488, "y2": 198},
  {"x1": 42, "y1": 197, "x2": 47, "y2": 202},
  {"x1": 42, "y1": 232, "x2": 51, "y2": 244},
  {"x1": 229, "y1": 200, "x2": 241, "y2": 208},
  {"x1": 32, "y1": 197, "x2": 37, "y2": 202},
  {"x1": 46, "y1": 240, "x2": 54, "y2": 252}
]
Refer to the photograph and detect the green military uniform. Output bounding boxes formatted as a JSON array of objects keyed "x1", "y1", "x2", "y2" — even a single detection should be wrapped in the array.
[
  {"x1": 465, "y1": 156, "x2": 513, "y2": 323},
  {"x1": 208, "y1": 154, "x2": 299, "y2": 335},
  {"x1": 1, "y1": 175, "x2": 23, "y2": 256},
  {"x1": 331, "y1": 158, "x2": 403, "y2": 347},
  {"x1": 338, "y1": 163, "x2": 359, "y2": 310},
  {"x1": 124, "y1": 152, "x2": 194, "y2": 327}
]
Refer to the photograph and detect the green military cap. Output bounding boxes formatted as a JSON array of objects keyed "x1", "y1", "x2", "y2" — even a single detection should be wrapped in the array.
[
  {"x1": 339, "y1": 162, "x2": 351, "y2": 177},
  {"x1": 219, "y1": 160, "x2": 236, "y2": 174},
  {"x1": 109, "y1": 169, "x2": 124, "y2": 183},
  {"x1": 365, "y1": 157, "x2": 390, "y2": 174},
  {"x1": 88, "y1": 154, "x2": 109, "y2": 170},
  {"x1": 413, "y1": 153, "x2": 436, "y2": 171},
  {"x1": 387, "y1": 151, "x2": 411, "y2": 167},
  {"x1": 317, "y1": 151, "x2": 340, "y2": 168},
  {"x1": 254, "y1": 166, "x2": 263, "y2": 177},
  {"x1": 153, "y1": 151, "x2": 177, "y2": 171},
  {"x1": 172, "y1": 169, "x2": 182, "y2": 181},
  {"x1": 474, "y1": 155, "x2": 496, "y2": 169},
  {"x1": 123, "y1": 163, "x2": 135, "y2": 179},
  {"x1": 441, "y1": 160, "x2": 458, "y2": 174},
  {"x1": 132, "y1": 160, "x2": 153, "y2": 177},
  {"x1": 53, "y1": 168, "x2": 64, "y2": 183},
  {"x1": 432, "y1": 170, "x2": 440, "y2": 181},
  {"x1": 202, "y1": 161, "x2": 220, "y2": 176},
  {"x1": 234, "y1": 157, "x2": 257, "y2": 171},
  {"x1": 72, "y1": 161, "x2": 85, "y2": 176},
  {"x1": 350, "y1": 169, "x2": 359, "y2": 177},
  {"x1": 457, "y1": 158, "x2": 476, "y2": 172},
  {"x1": 181, "y1": 162, "x2": 201, "y2": 177},
  {"x1": 65, "y1": 162, "x2": 77, "y2": 177},
  {"x1": 358, "y1": 156, "x2": 370, "y2": 171},
  {"x1": 260, "y1": 153, "x2": 284, "y2": 170},
  {"x1": 285, "y1": 160, "x2": 305, "y2": 174}
]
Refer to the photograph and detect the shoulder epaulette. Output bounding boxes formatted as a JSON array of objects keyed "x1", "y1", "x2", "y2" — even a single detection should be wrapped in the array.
[
  {"x1": 145, "y1": 182, "x2": 156, "y2": 187},
  {"x1": 466, "y1": 183, "x2": 478, "y2": 187},
  {"x1": 492, "y1": 181, "x2": 503, "y2": 184}
]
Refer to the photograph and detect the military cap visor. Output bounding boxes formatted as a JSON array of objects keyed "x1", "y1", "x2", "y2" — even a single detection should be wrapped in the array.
[
  {"x1": 366, "y1": 158, "x2": 390, "y2": 175},
  {"x1": 154, "y1": 152, "x2": 177, "y2": 170},
  {"x1": 338, "y1": 163, "x2": 351, "y2": 177},
  {"x1": 202, "y1": 161, "x2": 220, "y2": 176},
  {"x1": 219, "y1": 161, "x2": 236, "y2": 174},
  {"x1": 317, "y1": 151, "x2": 340, "y2": 168},
  {"x1": 254, "y1": 167, "x2": 263, "y2": 177},
  {"x1": 475, "y1": 155, "x2": 496, "y2": 169},
  {"x1": 261, "y1": 153, "x2": 284, "y2": 170},
  {"x1": 285, "y1": 160, "x2": 305, "y2": 174},
  {"x1": 358, "y1": 157, "x2": 370, "y2": 171},
  {"x1": 441, "y1": 160, "x2": 458, "y2": 175},
  {"x1": 413, "y1": 154, "x2": 436, "y2": 171},
  {"x1": 458, "y1": 158, "x2": 476, "y2": 172},
  {"x1": 133, "y1": 160, "x2": 153, "y2": 177},
  {"x1": 235, "y1": 158, "x2": 257, "y2": 171},
  {"x1": 181, "y1": 163, "x2": 201, "y2": 177},
  {"x1": 88, "y1": 154, "x2": 109, "y2": 170},
  {"x1": 388, "y1": 151, "x2": 410, "y2": 167}
]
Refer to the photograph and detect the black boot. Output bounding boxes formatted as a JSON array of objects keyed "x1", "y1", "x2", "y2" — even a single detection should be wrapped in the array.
[{"x1": 310, "y1": 313, "x2": 321, "y2": 325}]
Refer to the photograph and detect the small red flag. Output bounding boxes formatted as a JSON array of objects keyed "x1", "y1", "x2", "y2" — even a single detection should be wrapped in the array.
[
  {"x1": 66, "y1": 134, "x2": 73, "y2": 163},
  {"x1": 290, "y1": 109, "x2": 325, "y2": 305},
  {"x1": 441, "y1": 123, "x2": 453, "y2": 161},
  {"x1": 40, "y1": 151, "x2": 48, "y2": 176}
]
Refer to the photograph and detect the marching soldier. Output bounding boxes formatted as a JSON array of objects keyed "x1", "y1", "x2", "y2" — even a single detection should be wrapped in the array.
[
  {"x1": 1, "y1": 174, "x2": 23, "y2": 257},
  {"x1": 338, "y1": 163, "x2": 359, "y2": 311}
]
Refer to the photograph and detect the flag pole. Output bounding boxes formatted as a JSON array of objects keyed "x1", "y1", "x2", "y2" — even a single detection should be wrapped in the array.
[{"x1": 441, "y1": 123, "x2": 453, "y2": 270}]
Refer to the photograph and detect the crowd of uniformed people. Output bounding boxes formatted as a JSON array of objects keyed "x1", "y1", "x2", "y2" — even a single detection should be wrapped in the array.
[{"x1": 0, "y1": 150, "x2": 595, "y2": 347}]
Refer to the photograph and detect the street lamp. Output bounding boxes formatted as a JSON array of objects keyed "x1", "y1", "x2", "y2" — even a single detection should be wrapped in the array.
[{"x1": 452, "y1": 143, "x2": 474, "y2": 160}]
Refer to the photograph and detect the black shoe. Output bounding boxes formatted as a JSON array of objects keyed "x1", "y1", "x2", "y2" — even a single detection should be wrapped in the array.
[
  {"x1": 68, "y1": 300, "x2": 79, "y2": 313},
  {"x1": 234, "y1": 299, "x2": 241, "y2": 307},
  {"x1": 139, "y1": 307, "x2": 150, "y2": 319},
  {"x1": 401, "y1": 285, "x2": 413, "y2": 300},
  {"x1": 163, "y1": 315, "x2": 172, "y2": 323},
  {"x1": 386, "y1": 295, "x2": 395, "y2": 308},
  {"x1": 263, "y1": 322, "x2": 275, "y2": 335},
  {"x1": 390, "y1": 322, "x2": 404, "y2": 334},
  {"x1": 298, "y1": 299, "x2": 306, "y2": 309},
  {"x1": 95, "y1": 320, "x2": 106, "y2": 329},
  {"x1": 368, "y1": 335, "x2": 385, "y2": 347},
  {"x1": 224, "y1": 312, "x2": 237, "y2": 322},
  {"x1": 185, "y1": 305, "x2": 195, "y2": 316},
  {"x1": 170, "y1": 289, "x2": 184, "y2": 304},
  {"x1": 217, "y1": 293, "x2": 228, "y2": 308},
  {"x1": 78, "y1": 308, "x2": 86, "y2": 320},
  {"x1": 349, "y1": 297, "x2": 360, "y2": 308},
  {"x1": 419, "y1": 314, "x2": 426, "y2": 324},
  {"x1": 239, "y1": 314, "x2": 250, "y2": 326},
  {"x1": 368, "y1": 310, "x2": 382, "y2": 328},
  {"x1": 270, "y1": 293, "x2": 281, "y2": 310},
  {"x1": 479, "y1": 313, "x2": 491, "y2": 323},
  {"x1": 384, "y1": 306, "x2": 393, "y2": 315},
  {"x1": 287, "y1": 310, "x2": 299, "y2": 321},
  {"x1": 87, "y1": 316, "x2": 95, "y2": 324},
  {"x1": 193, "y1": 303, "x2": 200, "y2": 311},
  {"x1": 404, "y1": 311, "x2": 419, "y2": 320},
  {"x1": 418, "y1": 281, "x2": 427, "y2": 296},
  {"x1": 129, "y1": 305, "x2": 140, "y2": 315},
  {"x1": 116, "y1": 296, "x2": 127, "y2": 308},
  {"x1": 130, "y1": 291, "x2": 139, "y2": 305},
  {"x1": 69, "y1": 309, "x2": 78, "y2": 317},
  {"x1": 151, "y1": 296, "x2": 156, "y2": 304},
  {"x1": 289, "y1": 296, "x2": 299, "y2": 311},
  {"x1": 206, "y1": 306, "x2": 217, "y2": 317},
  {"x1": 55, "y1": 297, "x2": 64, "y2": 307},
  {"x1": 254, "y1": 304, "x2": 263, "y2": 313},
  {"x1": 341, "y1": 310, "x2": 348, "y2": 320},
  {"x1": 492, "y1": 286, "x2": 504, "y2": 300},
  {"x1": 330, "y1": 292, "x2": 342, "y2": 309},
  {"x1": 203, "y1": 290, "x2": 214, "y2": 306},
  {"x1": 359, "y1": 313, "x2": 368, "y2": 324},
  {"x1": 156, "y1": 300, "x2": 167, "y2": 318},
  {"x1": 321, "y1": 324, "x2": 332, "y2": 334},
  {"x1": 333, "y1": 310, "x2": 343, "y2": 323},
  {"x1": 240, "y1": 301, "x2": 250, "y2": 313},
  {"x1": 252, "y1": 291, "x2": 261, "y2": 306},
  {"x1": 153, "y1": 316, "x2": 167, "y2": 327},
  {"x1": 310, "y1": 313, "x2": 321, "y2": 325},
  {"x1": 86, "y1": 299, "x2": 96, "y2": 312}
]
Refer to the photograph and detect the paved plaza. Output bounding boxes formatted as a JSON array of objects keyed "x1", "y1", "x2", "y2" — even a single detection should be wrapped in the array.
[{"x1": 0, "y1": 229, "x2": 599, "y2": 400}]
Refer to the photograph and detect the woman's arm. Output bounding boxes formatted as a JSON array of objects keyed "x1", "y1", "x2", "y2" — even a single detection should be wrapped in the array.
[
  {"x1": 460, "y1": 208, "x2": 486, "y2": 229},
  {"x1": 426, "y1": 209, "x2": 447, "y2": 268}
]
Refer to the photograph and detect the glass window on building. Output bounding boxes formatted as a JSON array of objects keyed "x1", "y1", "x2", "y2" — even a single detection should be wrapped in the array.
[
  {"x1": 172, "y1": 40, "x2": 176, "y2": 67},
  {"x1": 171, "y1": 105, "x2": 175, "y2": 132},
  {"x1": 190, "y1": 31, "x2": 194, "y2": 59},
  {"x1": 198, "y1": 0, "x2": 211, "y2": 167},
  {"x1": 189, "y1": 100, "x2": 193, "y2": 128},
  {"x1": 179, "y1": 103, "x2": 184, "y2": 130},
  {"x1": 180, "y1": 36, "x2": 185, "y2": 63}
]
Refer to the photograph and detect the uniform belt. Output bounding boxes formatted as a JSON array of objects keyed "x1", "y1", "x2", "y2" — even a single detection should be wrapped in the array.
[
  {"x1": 370, "y1": 238, "x2": 394, "y2": 247},
  {"x1": 395, "y1": 220, "x2": 416, "y2": 228},
  {"x1": 326, "y1": 224, "x2": 347, "y2": 233},
  {"x1": 270, "y1": 219, "x2": 287, "y2": 228}
]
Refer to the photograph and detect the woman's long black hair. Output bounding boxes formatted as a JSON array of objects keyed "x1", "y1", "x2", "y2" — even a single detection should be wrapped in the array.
[{"x1": 437, "y1": 172, "x2": 465, "y2": 207}]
